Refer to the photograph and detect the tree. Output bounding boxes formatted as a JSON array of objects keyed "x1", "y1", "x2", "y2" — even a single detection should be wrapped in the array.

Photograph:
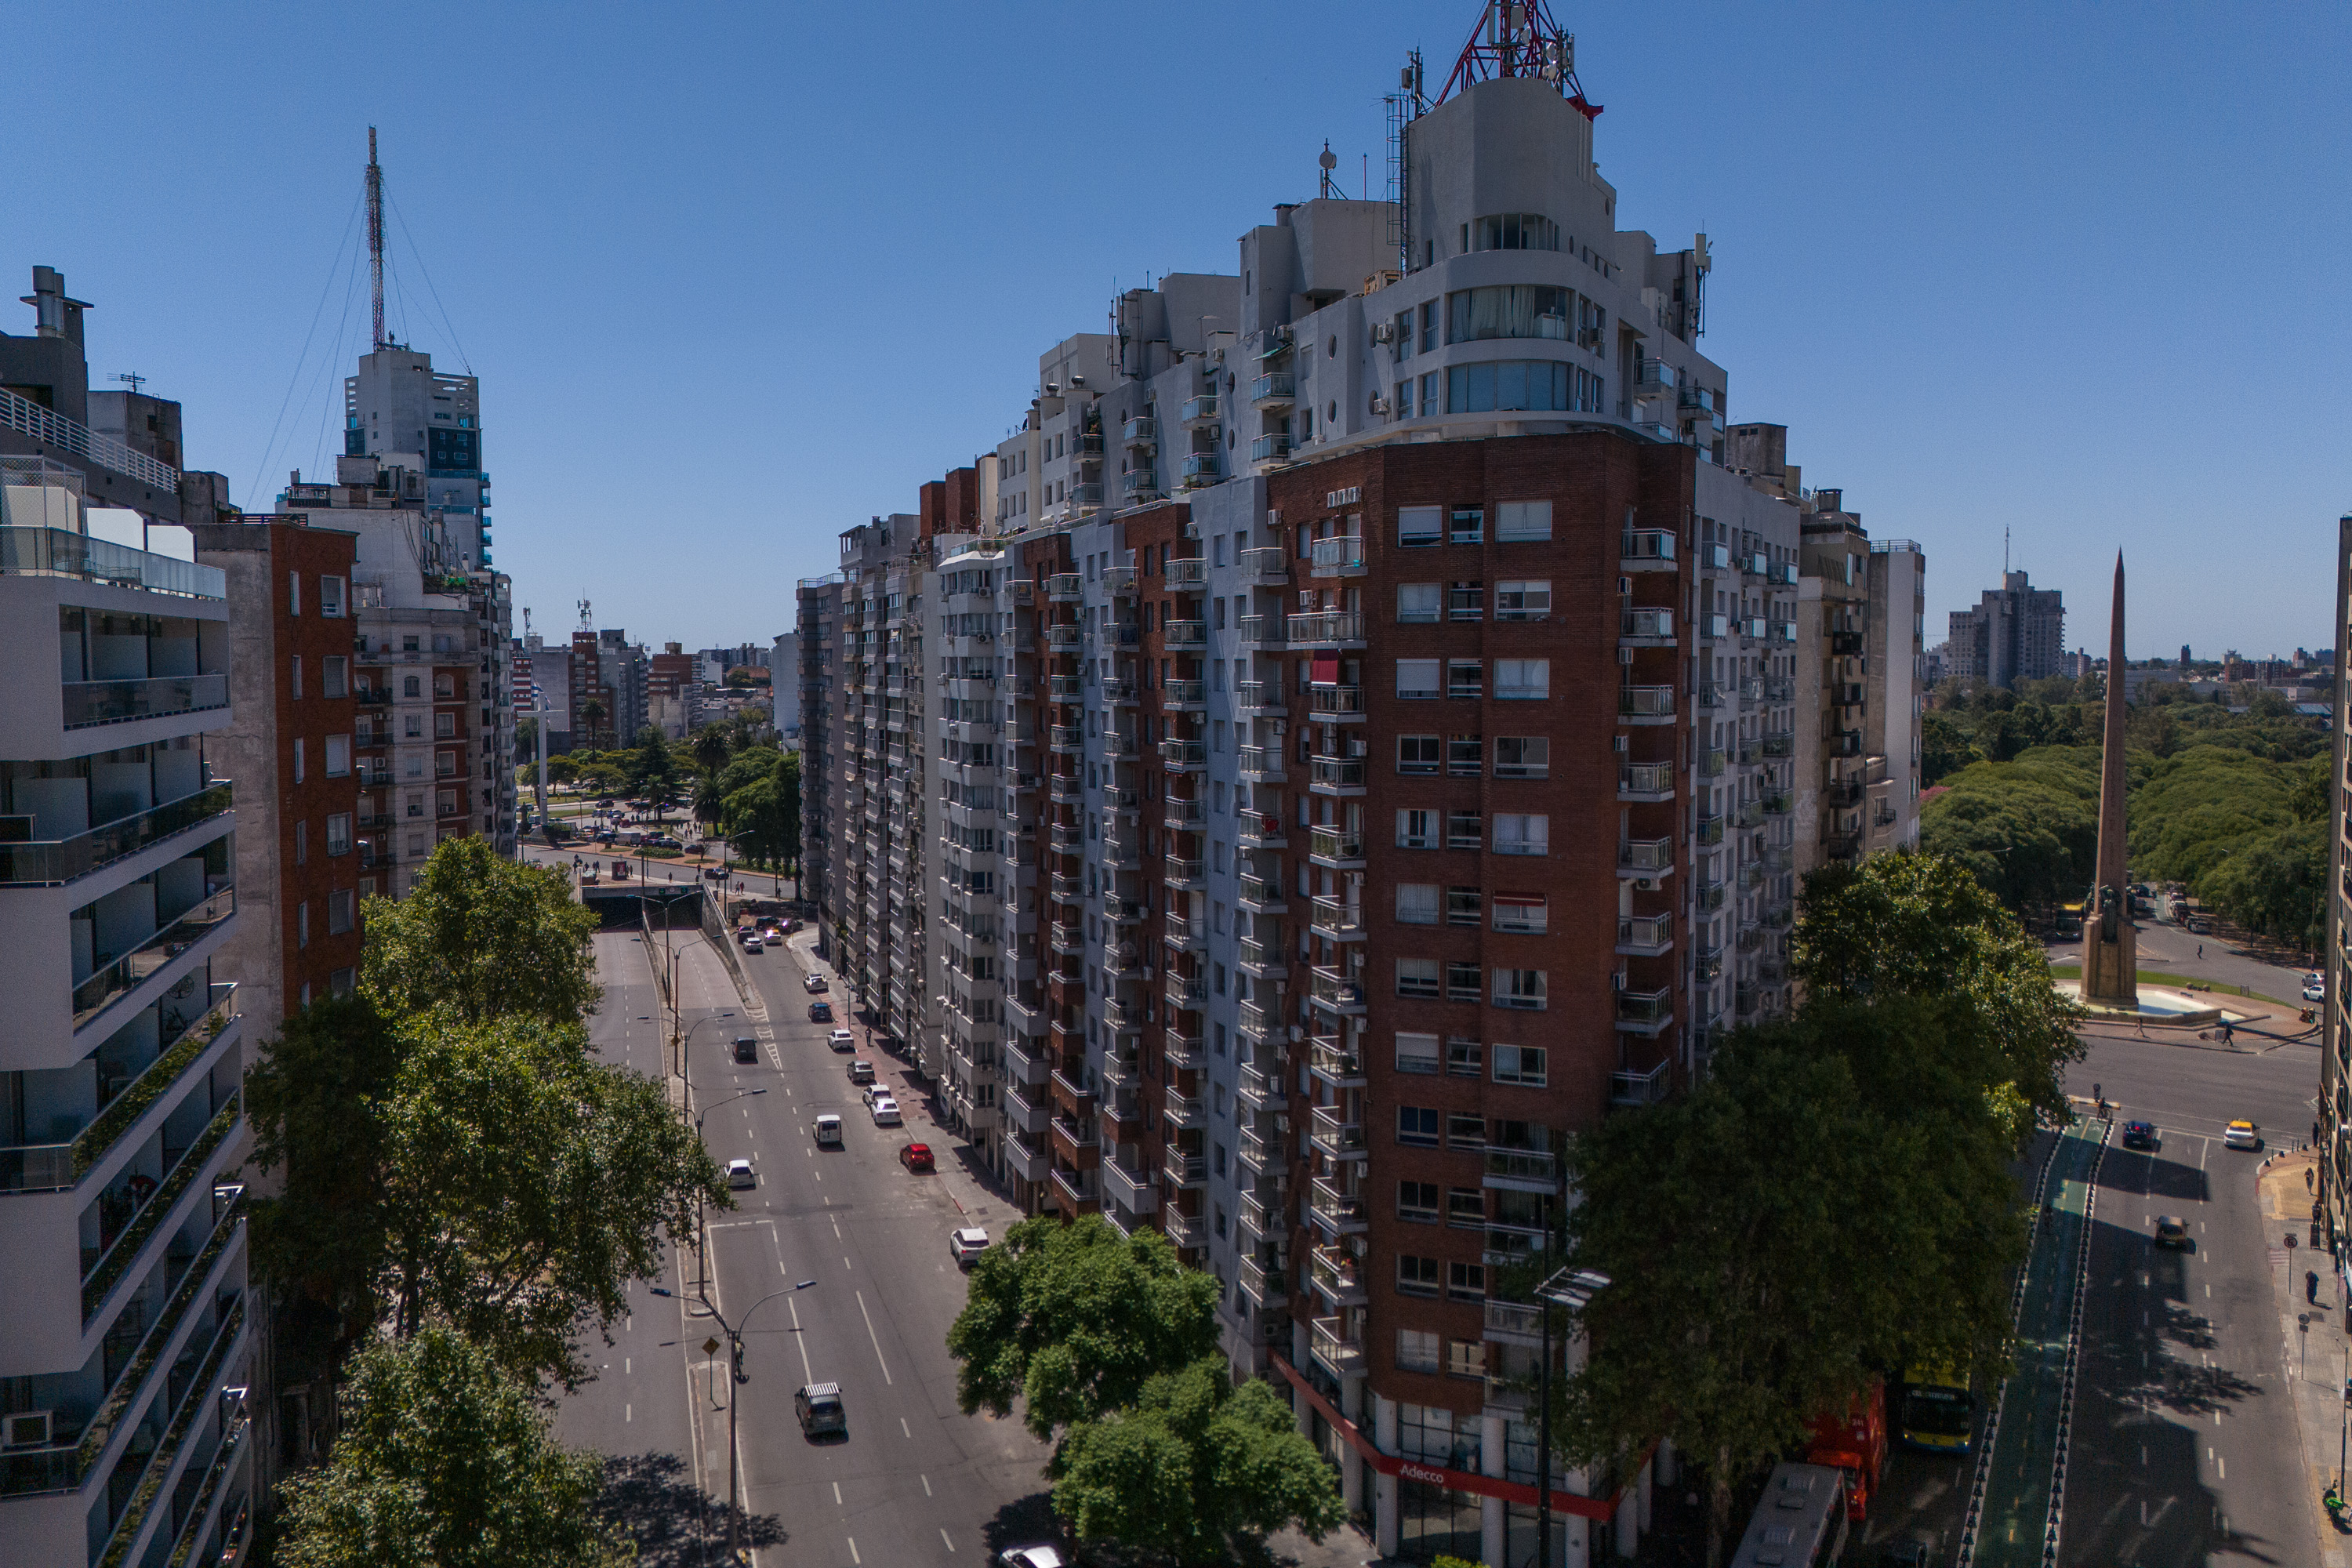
[
  {"x1": 513, "y1": 716, "x2": 538, "y2": 764},
  {"x1": 948, "y1": 1214, "x2": 1221, "y2": 1447},
  {"x1": 361, "y1": 837, "x2": 601, "y2": 1029},
  {"x1": 724, "y1": 666, "x2": 756, "y2": 688},
  {"x1": 274, "y1": 1327, "x2": 633, "y2": 1568},
  {"x1": 725, "y1": 750, "x2": 800, "y2": 872},
  {"x1": 378, "y1": 1013, "x2": 726, "y2": 1388},
  {"x1": 577, "y1": 697, "x2": 608, "y2": 752},
  {"x1": 1792, "y1": 849, "x2": 2085, "y2": 1132},
  {"x1": 629, "y1": 728, "x2": 681, "y2": 819},
  {"x1": 690, "y1": 724, "x2": 734, "y2": 779},
  {"x1": 1051, "y1": 1361, "x2": 1345, "y2": 1566}
]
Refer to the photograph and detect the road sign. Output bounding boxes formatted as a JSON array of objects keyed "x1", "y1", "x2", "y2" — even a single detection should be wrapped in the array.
[{"x1": 703, "y1": 1337, "x2": 722, "y2": 1356}]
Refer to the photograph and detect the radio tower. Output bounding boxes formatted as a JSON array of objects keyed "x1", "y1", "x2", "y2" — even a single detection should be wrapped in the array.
[{"x1": 366, "y1": 128, "x2": 389, "y2": 350}]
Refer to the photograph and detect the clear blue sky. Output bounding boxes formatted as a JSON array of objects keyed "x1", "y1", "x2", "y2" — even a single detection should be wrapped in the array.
[{"x1": 9, "y1": 2, "x2": 2344, "y2": 658}]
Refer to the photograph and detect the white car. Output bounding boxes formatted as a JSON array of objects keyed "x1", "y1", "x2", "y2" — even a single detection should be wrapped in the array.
[
  {"x1": 2224, "y1": 1120, "x2": 2262, "y2": 1150},
  {"x1": 812, "y1": 1114, "x2": 844, "y2": 1148},
  {"x1": 828, "y1": 1029, "x2": 857, "y2": 1052},
  {"x1": 2306, "y1": 981, "x2": 2326, "y2": 1004},
  {"x1": 739, "y1": 931, "x2": 763, "y2": 953},
  {"x1": 952, "y1": 1227, "x2": 992, "y2": 1267},
  {"x1": 996, "y1": 1549, "x2": 1064, "y2": 1568},
  {"x1": 804, "y1": 973, "x2": 829, "y2": 994},
  {"x1": 726, "y1": 1158, "x2": 755, "y2": 1190},
  {"x1": 869, "y1": 1094, "x2": 902, "y2": 1127}
]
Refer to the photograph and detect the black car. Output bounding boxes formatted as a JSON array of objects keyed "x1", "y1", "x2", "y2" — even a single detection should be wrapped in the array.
[
  {"x1": 808, "y1": 1001, "x2": 834, "y2": 1023},
  {"x1": 2122, "y1": 1120, "x2": 2157, "y2": 1151},
  {"x1": 732, "y1": 1036, "x2": 759, "y2": 1064}
]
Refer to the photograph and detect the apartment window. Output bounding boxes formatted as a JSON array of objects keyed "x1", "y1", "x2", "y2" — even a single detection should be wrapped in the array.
[
  {"x1": 1446, "y1": 961, "x2": 1482, "y2": 1002},
  {"x1": 1447, "y1": 1036, "x2": 1484, "y2": 1077},
  {"x1": 406, "y1": 793, "x2": 424, "y2": 818},
  {"x1": 1446, "y1": 361, "x2": 1579, "y2": 414},
  {"x1": 1495, "y1": 579, "x2": 1552, "y2": 620},
  {"x1": 296, "y1": 899, "x2": 310, "y2": 948},
  {"x1": 435, "y1": 712, "x2": 456, "y2": 739},
  {"x1": 1447, "y1": 1188, "x2": 1486, "y2": 1228},
  {"x1": 291, "y1": 656, "x2": 303, "y2": 700},
  {"x1": 323, "y1": 655, "x2": 348, "y2": 698},
  {"x1": 326, "y1": 812, "x2": 351, "y2": 856},
  {"x1": 1496, "y1": 500, "x2": 1553, "y2": 542},
  {"x1": 331, "y1": 967, "x2": 355, "y2": 996},
  {"x1": 1446, "y1": 660, "x2": 1483, "y2": 700},
  {"x1": 1448, "y1": 506, "x2": 1483, "y2": 544},
  {"x1": 1398, "y1": 583, "x2": 1440, "y2": 623},
  {"x1": 325, "y1": 735, "x2": 350, "y2": 777},
  {"x1": 1396, "y1": 379, "x2": 1414, "y2": 418},
  {"x1": 1396, "y1": 883, "x2": 1439, "y2": 926},
  {"x1": 1495, "y1": 813, "x2": 1550, "y2": 856},
  {"x1": 1397, "y1": 809, "x2": 1437, "y2": 849},
  {"x1": 1397, "y1": 1254, "x2": 1441, "y2": 1297},
  {"x1": 1399, "y1": 1181, "x2": 1441, "y2": 1222},
  {"x1": 1395, "y1": 1031, "x2": 1441, "y2": 1074},
  {"x1": 295, "y1": 819, "x2": 308, "y2": 866},
  {"x1": 1494, "y1": 1044, "x2": 1548, "y2": 1087},
  {"x1": 1398, "y1": 506, "x2": 1443, "y2": 548},
  {"x1": 1446, "y1": 735, "x2": 1483, "y2": 775},
  {"x1": 1418, "y1": 299, "x2": 1439, "y2": 353},
  {"x1": 1446, "y1": 1112, "x2": 1485, "y2": 1148},
  {"x1": 1448, "y1": 1261, "x2": 1487, "y2": 1301},
  {"x1": 1398, "y1": 1329, "x2": 1441, "y2": 1374},
  {"x1": 1446, "y1": 285, "x2": 1570, "y2": 343},
  {"x1": 1396, "y1": 659, "x2": 1439, "y2": 700},
  {"x1": 437, "y1": 789, "x2": 457, "y2": 816},
  {"x1": 436, "y1": 751, "x2": 458, "y2": 778},
  {"x1": 434, "y1": 673, "x2": 456, "y2": 699},
  {"x1": 319, "y1": 575, "x2": 346, "y2": 616},
  {"x1": 293, "y1": 738, "x2": 306, "y2": 784},
  {"x1": 1493, "y1": 968, "x2": 1548, "y2": 1010},
  {"x1": 1447, "y1": 1340, "x2": 1488, "y2": 1380},
  {"x1": 402, "y1": 675, "x2": 421, "y2": 699},
  {"x1": 1392, "y1": 310, "x2": 1413, "y2": 362},
  {"x1": 1397, "y1": 735, "x2": 1441, "y2": 775},
  {"x1": 1397, "y1": 1106, "x2": 1440, "y2": 1147},
  {"x1": 405, "y1": 713, "x2": 423, "y2": 738},
  {"x1": 1493, "y1": 893, "x2": 1548, "y2": 934},
  {"x1": 1397, "y1": 959, "x2": 1441, "y2": 999},
  {"x1": 1445, "y1": 887, "x2": 1482, "y2": 927},
  {"x1": 1494, "y1": 659, "x2": 1550, "y2": 699},
  {"x1": 1446, "y1": 811, "x2": 1483, "y2": 850},
  {"x1": 1494, "y1": 736, "x2": 1550, "y2": 779},
  {"x1": 289, "y1": 571, "x2": 301, "y2": 615},
  {"x1": 328, "y1": 888, "x2": 357, "y2": 935},
  {"x1": 1448, "y1": 582, "x2": 1484, "y2": 621}
]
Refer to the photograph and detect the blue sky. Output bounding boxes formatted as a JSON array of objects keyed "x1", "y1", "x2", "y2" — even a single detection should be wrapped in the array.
[{"x1": 8, "y1": 2, "x2": 2344, "y2": 658}]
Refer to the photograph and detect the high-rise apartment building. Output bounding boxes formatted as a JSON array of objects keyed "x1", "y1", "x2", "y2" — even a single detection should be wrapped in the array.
[
  {"x1": 648, "y1": 643, "x2": 699, "y2": 739},
  {"x1": 342, "y1": 346, "x2": 492, "y2": 571},
  {"x1": 0, "y1": 444, "x2": 252, "y2": 1568},
  {"x1": 2321, "y1": 515, "x2": 2352, "y2": 1265},
  {"x1": 569, "y1": 628, "x2": 645, "y2": 750},
  {"x1": 769, "y1": 632, "x2": 800, "y2": 736},
  {"x1": 1946, "y1": 569, "x2": 2063, "y2": 690},
  {"x1": 279, "y1": 455, "x2": 515, "y2": 889},
  {"x1": 191, "y1": 517, "x2": 367, "y2": 1020}
]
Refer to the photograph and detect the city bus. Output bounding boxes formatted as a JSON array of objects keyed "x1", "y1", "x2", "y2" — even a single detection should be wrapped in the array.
[
  {"x1": 1897, "y1": 1363, "x2": 1975, "y2": 1453},
  {"x1": 1728, "y1": 1464, "x2": 1848, "y2": 1568}
]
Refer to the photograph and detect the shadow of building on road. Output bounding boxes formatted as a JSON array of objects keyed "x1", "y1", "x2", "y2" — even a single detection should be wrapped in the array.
[{"x1": 592, "y1": 1450, "x2": 786, "y2": 1566}]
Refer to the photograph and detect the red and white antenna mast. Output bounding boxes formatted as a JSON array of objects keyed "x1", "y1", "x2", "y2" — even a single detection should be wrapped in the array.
[
  {"x1": 366, "y1": 127, "x2": 389, "y2": 350},
  {"x1": 1435, "y1": 0, "x2": 1600, "y2": 118}
]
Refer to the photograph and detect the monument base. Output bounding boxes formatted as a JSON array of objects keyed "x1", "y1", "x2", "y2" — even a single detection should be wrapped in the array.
[{"x1": 2055, "y1": 981, "x2": 2233, "y2": 1029}]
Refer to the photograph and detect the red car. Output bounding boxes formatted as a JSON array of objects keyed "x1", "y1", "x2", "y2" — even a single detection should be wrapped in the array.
[{"x1": 898, "y1": 1142, "x2": 935, "y2": 1173}]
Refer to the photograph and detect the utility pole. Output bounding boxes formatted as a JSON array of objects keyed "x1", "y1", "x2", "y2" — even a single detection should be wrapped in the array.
[{"x1": 653, "y1": 1279, "x2": 814, "y2": 1563}]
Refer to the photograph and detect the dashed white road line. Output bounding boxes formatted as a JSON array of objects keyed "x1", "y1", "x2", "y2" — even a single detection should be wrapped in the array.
[{"x1": 857, "y1": 1290, "x2": 894, "y2": 1384}]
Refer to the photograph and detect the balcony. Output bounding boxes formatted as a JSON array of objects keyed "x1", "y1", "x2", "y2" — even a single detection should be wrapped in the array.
[
  {"x1": 1162, "y1": 912, "x2": 1203, "y2": 953},
  {"x1": 1250, "y1": 372, "x2": 1296, "y2": 408},
  {"x1": 1615, "y1": 987, "x2": 1675, "y2": 1036},
  {"x1": 1236, "y1": 814, "x2": 1286, "y2": 851},
  {"x1": 1180, "y1": 394, "x2": 1220, "y2": 426},
  {"x1": 1621, "y1": 530, "x2": 1677, "y2": 572},
  {"x1": 1310, "y1": 1175, "x2": 1368, "y2": 1236},
  {"x1": 1047, "y1": 572, "x2": 1083, "y2": 602},
  {"x1": 1164, "y1": 972, "x2": 1205, "y2": 1012},
  {"x1": 1004, "y1": 1135, "x2": 1047, "y2": 1183},
  {"x1": 1237, "y1": 874, "x2": 1287, "y2": 913},
  {"x1": 1163, "y1": 795, "x2": 1203, "y2": 830},
  {"x1": 1237, "y1": 1252, "x2": 1288, "y2": 1307},
  {"x1": 1308, "y1": 828, "x2": 1364, "y2": 869},
  {"x1": 1164, "y1": 1087, "x2": 1203, "y2": 1128},
  {"x1": 1163, "y1": 619, "x2": 1207, "y2": 649},
  {"x1": 1236, "y1": 614, "x2": 1286, "y2": 651},
  {"x1": 1309, "y1": 1245, "x2": 1368, "y2": 1307},
  {"x1": 2, "y1": 985, "x2": 236, "y2": 1196},
  {"x1": 1, "y1": 521, "x2": 220, "y2": 598},
  {"x1": 0, "y1": 782, "x2": 234, "y2": 887},
  {"x1": 1619, "y1": 762, "x2": 1675, "y2": 801},
  {"x1": 1310, "y1": 535, "x2": 1367, "y2": 577},
  {"x1": 1238, "y1": 937, "x2": 1287, "y2": 980},
  {"x1": 73, "y1": 886, "x2": 236, "y2": 1029},
  {"x1": 1163, "y1": 556, "x2": 1206, "y2": 589},
  {"x1": 1308, "y1": 1102, "x2": 1367, "y2": 1161},
  {"x1": 1309, "y1": 967, "x2": 1367, "y2": 1015},
  {"x1": 1308, "y1": 757, "x2": 1366, "y2": 794},
  {"x1": 1236, "y1": 745, "x2": 1285, "y2": 783},
  {"x1": 1309, "y1": 1038, "x2": 1367, "y2": 1088},
  {"x1": 1123, "y1": 416, "x2": 1156, "y2": 448},
  {"x1": 1121, "y1": 470, "x2": 1160, "y2": 502},
  {"x1": 1485, "y1": 1299, "x2": 1548, "y2": 1348},
  {"x1": 1616, "y1": 912, "x2": 1673, "y2": 956},
  {"x1": 1158, "y1": 739, "x2": 1207, "y2": 771},
  {"x1": 1165, "y1": 1149, "x2": 1207, "y2": 1188},
  {"x1": 1100, "y1": 1050, "x2": 1143, "y2": 1091},
  {"x1": 1240, "y1": 546, "x2": 1290, "y2": 585},
  {"x1": 1483, "y1": 1147, "x2": 1559, "y2": 1194},
  {"x1": 1164, "y1": 1028, "x2": 1203, "y2": 1068},
  {"x1": 1249, "y1": 434, "x2": 1294, "y2": 464},
  {"x1": 1101, "y1": 1156, "x2": 1159, "y2": 1214},
  {"x1": 1238, "y1": 1064, "x2": 1286, "y2": 1110},
  {"x1": 1619, "y1": 607, "x2": 1676, "y2": 644},
  {"x1": 1310, "y1": 1316, "x2": 1366, "y2": 1377},
  {"x1": 1285, "y1": 612, "x2": 1363, "y2": 648},
  {"x1": 1049, "y1": 1166, "x2": 1099, "y2": 1211},
  {"x1": 1163, "y1": 855, "x2": 1204, "y2": 891},
  {"x1": 1002, "y1": 1082, "x2": 1048, "y2": 1134},
  {"x1": 1617, "y1": 685, "x2": 1675, "y2": 725},
  {"x1": 1308, "y1": 683, "x2": 1363, "y2": 720},
  {"x1": 62, "y1": 673, "x2": 231, "y2": 731},
  {"x1": 1617, "y1": 837, "x2": 1673, "y2": 877},
  {"x1": 1695, "y1": 814, "x2": 1724, "y2": 848},
  {"x1": 83, "y1": 1090, "x2": 241, "y2": 1321},
  {"x1": 1180, "y1": 452, "x2": 1222, "y2": 489},
  {"x1": 1611, "y1": 1060, "x2": 1672, "y2": 1108},
  {"x1": 1163, "y1": 677, "x2": 1206, "y2": 710},
  {"x1": 1240, "y1": 1189, "x2": 1286, "y2": 1236}
]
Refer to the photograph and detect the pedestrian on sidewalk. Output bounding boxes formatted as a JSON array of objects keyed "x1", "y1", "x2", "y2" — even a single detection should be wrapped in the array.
[{"x1": 2197, "y1": 943, "x2": 2204, "y2": 960}]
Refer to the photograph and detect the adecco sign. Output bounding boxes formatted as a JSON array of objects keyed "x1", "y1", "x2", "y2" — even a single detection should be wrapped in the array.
[{"x1": 1399, "y1": 1462, "x2": 1450, "y2": 1486}]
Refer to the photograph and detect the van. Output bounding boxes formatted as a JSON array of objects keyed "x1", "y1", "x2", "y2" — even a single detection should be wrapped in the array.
[
  {"x1": 732, "y1": 1036, "x2": 759, "y2": 1064},
  {"x1": 813, "y1": 1114, "x2": 844, "y2": 1148}
]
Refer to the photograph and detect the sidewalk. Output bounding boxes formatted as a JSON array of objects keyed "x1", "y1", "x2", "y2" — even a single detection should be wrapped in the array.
[{"x1": 2257, "y1": 1148, "x2": 2350, "y2": 1565}]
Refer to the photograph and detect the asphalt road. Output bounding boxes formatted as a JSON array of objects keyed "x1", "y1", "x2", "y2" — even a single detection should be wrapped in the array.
[
  {"x1": 2046, "y1": 907, "x2": 2318, "y2": 1007},
  {"x1": 674, "y1": 931, "x2": 1053, "y2": 1567},
  {"x1": 516, "y1": 825, "x2": 800, "y2": 904},
  {"x1": 2056, "y1": 1031, "x2": 2323, "y2": 1566}
]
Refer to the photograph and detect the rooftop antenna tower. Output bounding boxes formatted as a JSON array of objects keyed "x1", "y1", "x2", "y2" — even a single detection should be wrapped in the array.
[
  {"x1": 112, "y1": 372, "x2": 146, "y2": 394},
  {"x1": 1317, "y1": 140, "x2": 1340, "y2": 199},
  {"x1": 366, "y1": 127, "x2": 390, "y2": 350},
  {"x1": 578, "y1": 596, "x2": 593, "y2": 631},
  {"x1": 1436, "y1": 0, "x2": 1599, "y2": 115},
  {"x1": 1383, "y1": 49, "x2": 1425, "y2": 274}
]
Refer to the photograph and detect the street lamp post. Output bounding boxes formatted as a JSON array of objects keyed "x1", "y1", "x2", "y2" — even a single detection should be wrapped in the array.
[
  {"x1": 1535, "y1": 1265, "x2": 1610, "y2": 1568},
  {"x1": 654, "y1": 1279, "x2": 815, "y2": 1565},
  {"x1": 676, "y1": 1011, "x2": 738, "y2": 1083}
]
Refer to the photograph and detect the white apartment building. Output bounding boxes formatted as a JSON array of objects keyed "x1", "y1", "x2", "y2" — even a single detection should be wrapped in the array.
[
  {"x1": 342, "y1": 346, "x2": 492, "y2": 571},
  {"x1": 0, "y1": 464, "x2": 252, "y2": 1568}
]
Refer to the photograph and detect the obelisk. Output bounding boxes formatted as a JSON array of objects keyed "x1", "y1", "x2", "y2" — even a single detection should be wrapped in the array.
[{"x1": 2084, "y1": 552, "x2": 2138, "y2": 1007}]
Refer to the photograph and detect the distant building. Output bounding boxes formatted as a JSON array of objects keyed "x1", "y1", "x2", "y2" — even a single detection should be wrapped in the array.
[
  {"x1": 1946, "y1": 570, "x2": 2065, "y2": 689},
  {"x1": 341, "y1": 346, "x2": 492, "y2": 571},
  {"x1": 769, "y1": 631, "x2": 800, "y2": 735},
  {"x1": 569, "y1": 628, "x2": 645, "y2": 748},
  {"x1": 648, "y1": 642, "x2": 699, "y2": 739}
]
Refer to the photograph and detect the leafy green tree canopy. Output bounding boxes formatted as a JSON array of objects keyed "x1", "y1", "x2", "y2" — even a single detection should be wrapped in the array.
[
  {"x1": 361, "y1": 837, "x2": 601, "y2": 1028},
  {"x1": 274, "y1": 1327, "x2": 633, "y2": 1568}
]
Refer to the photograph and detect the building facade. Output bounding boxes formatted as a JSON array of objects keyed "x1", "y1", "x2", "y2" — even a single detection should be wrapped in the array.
[
  {"x1": 569, "y1": 629, "x2": 645, "y2": 750},
  {"x1": 648, "y1": 643, "x2": 699, "y2": 740},
  {"x1": 1946, "y1": 570, "x2": 2063, "y2": 690},
  {"x1": 190, "y1": 517, "x2": 367, "y2": 1021},
  {"x1": 342, "y1": 347, "x2": 491, "y2": 570},
  {"x1": 2324, "y1": 515, "x2": 2352, "y2": 1279}
]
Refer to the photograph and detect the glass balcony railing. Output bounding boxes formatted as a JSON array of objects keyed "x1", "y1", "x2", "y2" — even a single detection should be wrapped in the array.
[
  {"x1": 0, "y1": 782, "x2": 234, "y2": 888},
  {"x1": 0, "y1": 525, "x2": 223, "y2": 600},
  {"x1": 83, "y1": 1089, "x2": 241, "y2": 1323},
  {"x1": 62, "y1": 673, "x2": 230, "y2": 730},
  {"x1": 73, "y1": 887, "x2": 235, "y2": 1026}
]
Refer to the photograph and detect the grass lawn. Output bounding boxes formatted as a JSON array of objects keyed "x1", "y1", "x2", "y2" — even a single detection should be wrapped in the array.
[{"x1": 2045, "y1": 964, "x2": 2296, "y2": 1009}]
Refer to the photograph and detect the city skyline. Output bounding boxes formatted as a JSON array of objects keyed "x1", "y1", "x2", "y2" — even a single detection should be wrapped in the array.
[{"x1": 7, "y1": 2, "x2": 2344, "y2": 652}]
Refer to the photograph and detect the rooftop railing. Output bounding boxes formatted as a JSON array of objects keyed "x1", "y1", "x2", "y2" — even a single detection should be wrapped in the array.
[{"x1": 0, "y1": 525, "x2": 224, "y2": 600}]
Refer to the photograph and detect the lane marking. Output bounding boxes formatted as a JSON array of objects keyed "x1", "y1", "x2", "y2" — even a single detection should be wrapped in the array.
[
  {"x1": 844, "y1": 1255, "x2": 852, "y2": 1269},
  {"x1": 903, "y1": 1418, "x2": 913, "y2": 1439},
  {"x1": 626, "y1": 1403, "x2": 632, "y2": 1422},
  {"x1": 857, "y1": 1290, "x2": 894, "y2": 1384},
  {"x1": 788, "y1": 1295, "x2": 814, "y2": 1383},
  {"x1": 942, "y1": 1528, "x2": 957, "y2": 1552},
  {"x1": 625, "y1": 1357, "x2": 631, "y2": 1374},
  {"x1": 833, "y1": 1481, "x2": 842, "y2": 1505},
  {"x1": 920, "y1": 1472, "x2": 931, "y2": 1494},
  {"x1": 848, "y1": 1539, "x2": 861, "y2": 1564}
]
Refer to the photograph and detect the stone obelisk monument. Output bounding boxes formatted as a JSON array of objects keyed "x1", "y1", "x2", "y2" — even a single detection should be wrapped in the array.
[{"x1": 2084, "y1": 552, "x2": 2139, "y2": 1007}]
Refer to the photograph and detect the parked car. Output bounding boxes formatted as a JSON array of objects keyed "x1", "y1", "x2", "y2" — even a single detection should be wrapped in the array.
[
  {"x1": 2224, "y1": 1120, "x2": 2261, "y2": 1150},
  {"x1": 726, "y1": 1159, "x2": 755, "y2": 1190},
  {"x1": 812, "y1": 1114, "x2": 843, "y2": 1147},
  {"x1": 732, "y1": 1036, "x2": 759, "y2": 1064},
  {"x1": 828, "y1": 1029, "x2": 856, "y2": 1052},
  {"x1": 899, "y1": 1142, "x2": 935, "y2": 1173},
  {"x1": 848, "y1": 1060, "x2": 875, "y2": 1084},
  {"x1": 2307, "y1": 978, "x2": 2328, "y2": 1004},
  {"x1": 950, "y1": 1227, "x2": 991, "y2": 1267},
  {"x1": 2153, "y1": 1215, "x2": 2190, "y2": 1249},
  {"x1": 804, "y1": 973, "x2": 829, "y2": 994},
  {"x1": 2120, "y1": 1120, "x2": 2157, "y2": 1151},
  {"x1": 869, "y1": 1094, "x2": 902, "y2": 1127},
  {"x1": 795, "y1": 1382, "x2": 848, "y2": 1438},
  {"x1": 997, "y1": 1549, "x2": 1065, "y2": 1568},
  {"x1": 808, "y1": 1001, "x2": 834, "y2": 1023}
]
